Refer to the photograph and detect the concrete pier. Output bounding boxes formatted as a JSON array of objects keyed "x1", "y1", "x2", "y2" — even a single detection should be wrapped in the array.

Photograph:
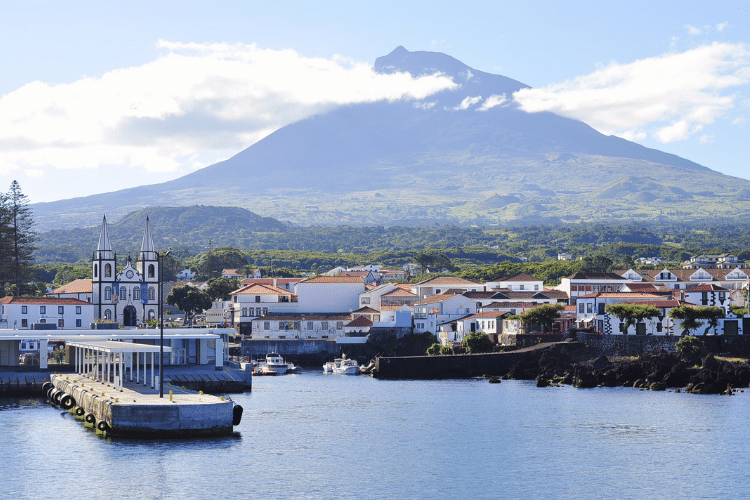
[{"x1": 50, "y1": 373, "x2": 238, "y2": 437}]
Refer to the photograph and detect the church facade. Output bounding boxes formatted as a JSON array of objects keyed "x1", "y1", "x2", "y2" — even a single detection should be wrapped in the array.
[{"x1": 92, "y1": 216, "x2": 161, "y2": 327}]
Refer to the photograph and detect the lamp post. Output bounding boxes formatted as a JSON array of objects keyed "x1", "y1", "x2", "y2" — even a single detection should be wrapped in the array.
[{"x1": 158, "y1": 249, "x2": 171, "y2": 398}]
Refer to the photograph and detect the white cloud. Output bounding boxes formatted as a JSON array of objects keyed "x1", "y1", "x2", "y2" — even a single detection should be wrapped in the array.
[
  {"x1": 686, "y1": 24, "x2": 701, "y2": 35},
  {"x1": 413, "y1": 101, "x2": 436, "y2": 110},
  {"x1": 0, "y1": 42, "x2": 457, "y2": 182},
  {"x1": 698, "y1": 134, "x2": 714, "y2": 144},
  {"x1": 717, "y1": 22, "x2": 729, "y2": 31},
  {"x1": 452, "y1": 96, "x2": 482, "y2": 110},
  {"x1": 477, "y1": 94, "x2": 507, "y2": 111},
  {"x1": 732, "y1": 117, "x2": 746, "y2": 125},
  {"x1": 513, "y1": 42, "x2": 750, "y2": 144}
]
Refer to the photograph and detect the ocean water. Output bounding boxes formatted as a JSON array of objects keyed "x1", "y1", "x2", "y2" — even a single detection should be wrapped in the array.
[{"x1": 1, "y1": 371, "x2": 747, "y2": 499}]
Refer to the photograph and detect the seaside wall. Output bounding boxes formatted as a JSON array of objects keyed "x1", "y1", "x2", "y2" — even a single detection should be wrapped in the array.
[
  {"x1": 575, "y1": 333, "x2": 750, "y2": 357},
  {"x1": 241, "y1": 339, "x2": 339, "y2": 364}
]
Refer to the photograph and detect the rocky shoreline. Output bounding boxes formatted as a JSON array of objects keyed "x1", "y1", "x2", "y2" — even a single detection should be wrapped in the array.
[{"x1": 503, "y1": 342, "x2": 750, "y2": 395}]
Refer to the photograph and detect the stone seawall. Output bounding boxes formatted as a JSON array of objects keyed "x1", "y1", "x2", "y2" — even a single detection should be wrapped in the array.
[
  {"x1": 575, "y1": 333, "x2": 750, "y2": 357},
  {"x1": 242, "y1": 339, "x2": 339, "y2": 364},
  {"x1": 373, "y1": 342, "x2": 589, "y2": 379},
  {"x1": 500, "y1": 333, "x2": 569, "y2": 348}
]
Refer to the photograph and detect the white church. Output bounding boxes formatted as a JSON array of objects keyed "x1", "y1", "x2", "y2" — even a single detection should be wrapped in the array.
[{"x1": 93, "y1": 215, "x2": 161, "y2": 327}]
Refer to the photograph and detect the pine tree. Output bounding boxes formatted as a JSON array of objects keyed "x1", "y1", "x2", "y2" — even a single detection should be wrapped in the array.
[
  {"x1": 0, "y1": 190, "x2": 9, "y2": 296},
  {"x1": 4, "y1": 181, "x2": 37, "y2": 296}
]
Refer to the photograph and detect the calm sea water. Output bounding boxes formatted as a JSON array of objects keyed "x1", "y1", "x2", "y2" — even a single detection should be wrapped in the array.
[{"x1": 1, "y1": 371, "x2": 748, "y2": 499}]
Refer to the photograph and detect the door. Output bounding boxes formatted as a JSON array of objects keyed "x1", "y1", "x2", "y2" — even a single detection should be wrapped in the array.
[{"x1": 123, "y1": 305, "x2": 137, "y2": 327}]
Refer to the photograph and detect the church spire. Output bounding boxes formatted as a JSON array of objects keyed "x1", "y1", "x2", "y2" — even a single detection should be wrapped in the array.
[
  {"x1": 140, "y1": 216, "x2": 156, "y2": 261},
  {"x1": 97, "y1": 215, "x2": 113, "y2": 259}
]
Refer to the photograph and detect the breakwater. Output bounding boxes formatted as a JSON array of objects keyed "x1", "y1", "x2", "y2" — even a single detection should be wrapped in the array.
[{"x1": 373, "y1": 341, "x2": 589, "y2": 379}]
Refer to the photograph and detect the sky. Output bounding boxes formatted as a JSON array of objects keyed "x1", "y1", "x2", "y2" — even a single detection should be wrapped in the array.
[{"x1": 1, "y1": 1, "x2": 749, "y2": 204}]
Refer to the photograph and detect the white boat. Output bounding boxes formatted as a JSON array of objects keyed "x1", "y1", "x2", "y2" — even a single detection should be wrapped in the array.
[
  {"x1": 333, "y1": 358, "x2": 361, "y2": 375},
  {"x1": 322, "y1": 361, "x2": 336, "y2": 373},
  {"x1": 265, "y1": 353, "x2": 289, "y2": 374}
]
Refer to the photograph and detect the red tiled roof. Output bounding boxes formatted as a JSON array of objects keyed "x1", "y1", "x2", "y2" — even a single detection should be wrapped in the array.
[
  {"x1": 49, "y1": 279, "x2": 92, "y2": 294},
  {"x1": 381, "y1": 288, "x2": 417, "y2": 297},
  {"x1": 414, "y1": 276, "x2": 480, "y2": 286},
  {"x1": 1, "y1": 296, "x2": 91, "y2": 305},
  {"x1": 415, "y1": 292, "x2": 466, "y2": 306},
  {"x1": 232, "y1": 283, "x2": 293, "y2": 296},
  {"x1": 300, "y1": 276, "x2": 365, "y2": 284},
  {"x1": 346, "y1": 316, "x2": 373, "y2": 327},
  {"x1": 685, "y1": 283, "x2": 730, "y2": 292}
]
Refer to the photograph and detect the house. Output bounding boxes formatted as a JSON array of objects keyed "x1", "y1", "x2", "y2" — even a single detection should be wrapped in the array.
[
  {"x1": 681, "y1": 283, "x2": 731, "y2": 313},
  {"x1": 250, "y1": 313, "x2": 351, "y2": 339},
  {"x1": 557, "y1": 272, "x2": 631, "y2": 303},
  {"x1": 229, "y1": 283, "x2": 297, "y2": 335},
  {"x1": 682, "y1": 254, "x2": 746, "y2": 269},
  {"x1": 205, "y1": 299, "x2": 232, "y2": 327},
  {"x1": 485, "y1": 272, "x2": 544, "y2": 292},
  {"x1": 239, "y1": 277, "x2": 303, "y2": 292},
  {"x1": 378, "y1": 268, "x2": 407, "y2": 281},
  {"x1": 47, "y1": 279, "x2": 93, "y2": 303},
  {"x1": 344, "y1": 315, "x2": 373, "y2": 335},
  {"x1": 616, "y1": 267, "x2": 749, "y2": 292},
  {"x1": 221, "y1": 269, "x2": 246, "y2": 280},
  {"x1": 351, "y1": 306, "x2": 380, "y2": 323},
  {"x1": 358, "y1": 283, "x2": 400, "y2": 310},
  {"x1": 411, "y1": 276, "x2": 482, "y2": 300},
  {"x1": 337, "y1": 270, "x2": 376, "y2": 285},
  {"x1": 438, "y1": 311, "x2": 510, "y2": 344},
  {"x1": 575, "y1": 291, "x2": 681, "y2": 334},
  {"x1": 413, "y1": 292, "x2": 478, "y2": 334},
  {"x1": 295, "y1": 276, "x2": 365, "y2": 313},
  {"x1": 177, "y1": 269, "x2": 196, "y2": 280},
  {"x1": 0, "y1": 296, "x2": 94, "y2": 329}
]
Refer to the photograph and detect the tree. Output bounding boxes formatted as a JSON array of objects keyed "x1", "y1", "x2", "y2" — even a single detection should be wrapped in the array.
[
  {"x1": 462, "y1": 331, "x2": 494, "y2": 354},
  {"x1": 606, "y1": 303, "x2": 660, "y2": 335},
  {"x1": 166, "y1": 285, "x2": 212, "y2": 325},
  {"x1": 204, "y1": 277, "x2": 240, "y2": 301},
  {"x1": 675, "y1": 335, "x2": 706, "y2": 357},
  {"x1": 669, "y1": 306, "x2": 705, "y2": 336},
  {"x1": 700, "y1": 306, "x2": 725, "y2": 335},
  {"x1": 0, "y1": 181, "x2": 37, "y2": 296},
  {"x1": 520, "y1": 303, "x2": 565, "y2": 332}
]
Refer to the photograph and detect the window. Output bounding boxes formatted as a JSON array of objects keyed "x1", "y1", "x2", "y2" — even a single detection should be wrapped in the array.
[
  {"x1": 22, "y1": 305, "x2": 27, "y2": 314},
  {"x1": 104, "y1": 309, "x2": 112, "y2": 320},
  {"x1": 361, "y1": 297, "x2": 370, "y2": 304},
  {"x1": 336, "y1": 322, "x2": 343, "y2": 330},
  {"x1": 21, "y1": 319, "x2": 27, "y2": 328},
  {"x1": 520, "y1": 284, "x2": 525, "y2": 290},
  {"x1": 148, "y1": 264, "x2": 155, "y2": 279},
  {"x1": 58, "y1": 319, "x2": 64, "y2": 328},
  {"x1": 242, "y1": 308, "x2": 248, "y2": 317},
  {"x1": 264, "y1": 321, "x2": 270, "y2": 330},
  {"x1": 255, "y1": 296, "x2": 260, "y2": 303},
  {"x1": 587, "y1": 303, "x2": 593, "y2": 314},
  {"x1": 321, "y1": 321, "x2": 329, "y2": 331},
  {"x1": 534, "y1": 285, "x2": 539, "y2": 290},
  {"x1": 94, "y1": 264, "x2": 98, "y2": 278},
  {"x1": 58, "y1": 306, "x2": 64, "y2": 314},
  {"x1": 120, "y1": 287, "x2": 126, "y2": 300},
  {"x1": 656, "y1": 323, "x2": 663, "y2": 332},
  {"x1": 578, "y1": 303, "x2": 584, "y2": 314},
  {"x1": 105, "y1": 263, "x2": 112, "y2": 277},
  {"x1": 307, "y1": 322, "x2": 314, "y2": 330},
  {"x1": 76, "y1": 306, "x2": 81, "y2": 314},
  {"x1": 148, "y1": 309, "x2": 155, "y2": 320},
  {"x1": 278, "y1": 321, "x2": 285, "y2": 330},
  {"x1": 76, "y1": 319, "x2": 82, "y2": 328},
  {"x1": 133, "y1": 287, "x2": 140, "y2": 300},
  {"x1": 598, "y1": 303, "x2": 605, "y2": 315},
  {"x1": 148, "y1": 287, "x2": 155, "y2": 300},
  {"x1": 105, "y1": 287, "x2": 112, "y2": 300},
  {"x1": 40, "y1": 306, "x2": 46, "y2": 314},
  {"x1": 294, "y1": 321, "x2": 301, "y2": 330},
  {"x1": 262, "y1": 308, "x2": 268, "y2": 316}
]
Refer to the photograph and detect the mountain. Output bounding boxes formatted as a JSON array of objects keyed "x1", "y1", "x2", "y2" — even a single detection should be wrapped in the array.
[
  {"x1": 32, "y1": 46, "x2": 750, "y2": 232},
  {"x1": 37, "y1": 205, "x2": 288, "y2": 262}
]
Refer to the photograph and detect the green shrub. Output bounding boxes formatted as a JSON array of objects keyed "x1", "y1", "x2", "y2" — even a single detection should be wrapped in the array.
[
  {"x1": 426, "y1": 343, "x2": 442, "y2": 356},
  {"x1": 675, "y1": 335, "x2": 706, "y2": 357},
  {"x1": 462, "y1": 331, "x2": 494, "y2": 354}
]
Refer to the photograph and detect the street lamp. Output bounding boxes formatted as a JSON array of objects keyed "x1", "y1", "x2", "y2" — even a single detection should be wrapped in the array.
[{"x1": 158, "y1": 249, "x2": 171, "y2": 398}]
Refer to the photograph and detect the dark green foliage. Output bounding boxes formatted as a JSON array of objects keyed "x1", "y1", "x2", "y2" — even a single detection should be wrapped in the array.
[
  {"x1": 426, "y1": 343, "x2": 442, "y2": 355},
  {"x1": 606, "y1": 304, "x2": 661, "y2": 335},
  {"x1": 669, "y1": 306, "x2": 725, "y2": 336},
  {"x1": 204, "y1": 277, "x2": 241, "y2": 301},
  {"x1": 462, "y1": 331, "x2": 494, "y2": 354},
  {"x1": 675, "y1": 335, "x2": 706, "y2": 357},
  {"x1": 520, "y1": 303, "x2": 565, "y2": 332},
  {"x1": 0, "y1": 181, "x2": 37, "y2": 296},
  {"x1": 166, "y1": 285, "x2": 212, "y2": 325}
]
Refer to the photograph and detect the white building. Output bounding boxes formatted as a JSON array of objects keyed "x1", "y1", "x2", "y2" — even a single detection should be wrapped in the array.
[
  {"x1": 295, "y1": 276, "x2": 365, "y2": 313},
  {"x1": 250, "y1": 313, "x2": 351, "y2": 339},
  {"x1": 0, "y1": 296, "x2": 94, "y2": 330},
  {"x1": 485, "y1": 272, "x2": 543, "y2": 292},
  {"x1": 413, "y1": 292, "x2": 478, "y2": 334},
  {"x1": 47, "y1": 279, "x2": 92, "y2": 303},
  {"x1": 229, "y1": 283, "x2": 297, "y2": 336},
  {"x1": 411, "y1": 276, "x2": 482, "y2": 300}
]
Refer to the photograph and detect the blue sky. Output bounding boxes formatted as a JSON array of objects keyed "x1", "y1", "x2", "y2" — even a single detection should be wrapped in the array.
[{"x1": 1, "y1": 1, "x2": 748, "y2": 203}]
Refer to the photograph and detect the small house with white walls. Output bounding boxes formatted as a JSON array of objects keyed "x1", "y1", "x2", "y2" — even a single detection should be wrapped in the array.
[
  {"x1": 485, "y1": 272, "x2": 543, "y2": 292},
  {"x1": 295, "y1": 276, "x2": 365, "y2": 313},
  {"x1": 47, "y1": 279, "x2": 93, "y2": 303},
  {"x1": 0, "y1": 296, "x2": 94, "y2": 330},
  {"x1": 413, "y1": 292, "x2": 477, "y2": 334}
]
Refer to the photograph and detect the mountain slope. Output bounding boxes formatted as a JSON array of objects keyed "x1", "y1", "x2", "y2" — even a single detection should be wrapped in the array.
[{"x1": 32, "y1": 47, "x2": 750, "y2": 232}]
